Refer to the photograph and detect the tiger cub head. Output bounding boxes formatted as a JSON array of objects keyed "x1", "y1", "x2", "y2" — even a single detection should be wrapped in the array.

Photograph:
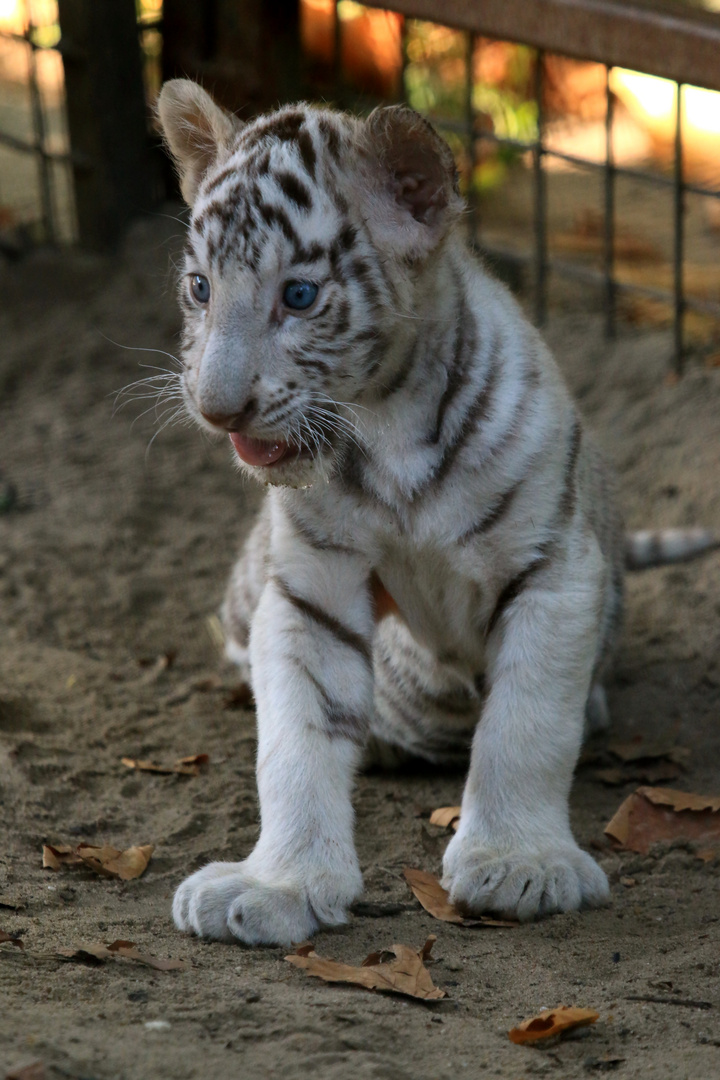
[{"x1": 157, "y1": 79, "x2": 462, "y2": 487}]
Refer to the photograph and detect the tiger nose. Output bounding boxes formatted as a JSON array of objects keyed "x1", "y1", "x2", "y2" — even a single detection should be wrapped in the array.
[{"x1": 201, "y1": 397, "x2": 257, "y2": 431}]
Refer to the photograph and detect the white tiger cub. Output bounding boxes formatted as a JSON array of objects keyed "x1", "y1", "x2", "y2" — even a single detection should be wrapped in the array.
[{"x1": 156, "y1": 80, "x2": 714, "y2": 945}]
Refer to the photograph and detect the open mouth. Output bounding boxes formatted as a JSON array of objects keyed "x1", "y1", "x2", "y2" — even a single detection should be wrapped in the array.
[{"x1": 229, "y1": 431, "x2": 310, "y2": 468}]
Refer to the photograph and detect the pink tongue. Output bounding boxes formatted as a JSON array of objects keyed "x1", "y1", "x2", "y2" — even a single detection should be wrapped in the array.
[{"x1": 229, "y1": 432, "x2": 290, "y2": 467}]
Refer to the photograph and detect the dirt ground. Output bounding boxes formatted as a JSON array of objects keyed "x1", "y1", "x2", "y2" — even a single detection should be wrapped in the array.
[{"x1": 1, "y1": 214, "x2": 719, "y2": 1080}]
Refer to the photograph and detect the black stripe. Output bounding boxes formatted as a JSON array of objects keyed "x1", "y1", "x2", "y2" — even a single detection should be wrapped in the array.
[
  {"x1": 290, "y1": 659, "x2": 368, "y2": 741},
  {"x1": 557, "y1": 418, "x2": 582, "y2": 520},
  {"x1": 458, "y1": 483, "x2": 520, "y2": 545},
  {"x1": 428, "y1": 298, "x2": 476, "y2": 445},
  {"x1": 318, "y1": 117, "x2": 341, "y2": 160},
  {"x1": 430, "y1": 346, "x2": 502, "y2": 488},
  {"x1": 275, "y1": 170, "x2": 312, "y2": 212},
  {"x1": 257, "y1": 201, "x2": 299, "y2": 244},
  {"x1": 251, "y1": 110, "x2": 305, "y2": 143},
  {"x1": 297, "y1": 129, "x2": 316, "y2": 180},
  {"x1": 274, "y1": 576, "x2": 372, "y2": 665},
  {"x1": 290, "y1": 241, "x2": 326, "y2": 267},
  {"x1": 202, "y1": 164, "x2": 236, "y2": 196},
  {"x1": 377, "y1": 648, "x2": 477, "y2": 718},
  {"x1": 377, "y1": 335, "x2": 420, "y2": 400},
  {"x1": 486, "y1": 550, "x2": 550, "y2": 637},
  {"x1": 286, "y1": 507, "x2": 358, "y2": 556}
]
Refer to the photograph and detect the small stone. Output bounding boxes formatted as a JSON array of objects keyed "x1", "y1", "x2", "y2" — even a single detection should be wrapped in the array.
[{"x1": 144, "y1": 1020, "x2": 171, "y2": 1032}]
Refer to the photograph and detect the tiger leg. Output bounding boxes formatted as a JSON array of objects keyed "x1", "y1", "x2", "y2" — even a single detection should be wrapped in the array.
[
  {"x1": 221, "y1": 500, "x2": 272, "y2": 682},
  {"x1": 367, "y1": 615, "x2": 481, "y2": 768}
]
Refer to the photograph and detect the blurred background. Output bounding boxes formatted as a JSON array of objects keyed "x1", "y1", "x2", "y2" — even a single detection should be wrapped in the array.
[{"x1": 3, "y1": 0, "x2": 720, "y2": 361}]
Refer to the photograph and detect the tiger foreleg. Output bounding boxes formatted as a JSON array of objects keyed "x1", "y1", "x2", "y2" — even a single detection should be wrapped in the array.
[
  {"x1": 442, "y1": 538, "x2": 611, "y2": 921},
  {"x1": 174, "y1": 548, "x2": 372, "y2": 945}
]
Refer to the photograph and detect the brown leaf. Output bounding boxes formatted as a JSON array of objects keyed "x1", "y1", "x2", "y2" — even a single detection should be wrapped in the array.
[
  {"x1": 42, "y1": 844, "x2": 83, "y2": 871},
  {"x1": 0, "y1": 929, "x2": 23, "y2": 949},
  {"x1": 121, "y1": 754, "x2": 209, "y2": 776},
  {"x1": 403, "y1": 868, "x2": 516, "y2": 928},
  {"x1": 43, "y1": 842, "x2": 154, "y2": 880},
  {"x1": 428, "y1": 806, "x2": 461, "y2": 830},
  {"x1": 5, "y1": 1061, "x2": 45, "y2": 1080},
  {"x1": 56, "y1": 939, "x2": 188, "y2": 971},
  {"x1": 285, "y1": 936, "x2": 446, "y2": 1001},
  {"x1": 607, "y1": 739, "x2": 689, "y2": 766},
  {"x1": 595, "y1": 761, "x2": 683, "y2": 787},
  {"x1": 223, "y1": 682, "x2": 254, "y2": 709},
  {"x1": 508, "y1": 1006, "x2": 599, "y2": 1044},
  {"x1": 605, "y1": 786, "x2": 720, "y2": 854},
  {"x1": 76, "y1": 843, "x2": 154, "y2": 880}
]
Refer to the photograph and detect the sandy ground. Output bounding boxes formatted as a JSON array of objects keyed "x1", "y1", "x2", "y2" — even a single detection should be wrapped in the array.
[{"x1": 1, "y1": 214, "x2": 719, "y2": 1080}]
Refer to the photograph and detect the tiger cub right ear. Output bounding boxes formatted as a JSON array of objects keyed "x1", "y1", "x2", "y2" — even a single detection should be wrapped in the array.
[{"x1": 156, "y1": 79, "x2": 242, "y2": 205}]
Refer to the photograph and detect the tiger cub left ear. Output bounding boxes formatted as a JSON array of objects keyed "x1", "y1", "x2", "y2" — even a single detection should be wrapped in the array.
[
  {"x1": 360, "y1": 105, "x2": 462, "y2": 256},
  {"x1": 156, "y1": 79, "x2": 242, "y2": 205}
]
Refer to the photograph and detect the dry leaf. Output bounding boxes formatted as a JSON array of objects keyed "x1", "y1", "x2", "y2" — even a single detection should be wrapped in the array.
[
  {"x1": 605, "y1": 786, "x2": 720, "y2": 854},
  {"x1": 595, "y1": 761, "x2": 683, "y2": 787},
  {"x1": 56, "y1": 939, "x2": 188, "y2": 971},
  {"x1": 607, "y1": 740, "x2": 689, "y2": 766},
  {"x1": 0, "y1": 929, "x2": 23, "y2": 949},
  {"x1": 42, "y1": 842, "x2": 154, "y2": 880},
  {"x1": 429, "y1": 806, "x2": 461, "y2": 830},
  {"x1": 223, "y1": 683, "x2": 254, "y2": 709},
  {"x1": 285, "y1": 936, "x2": 446, "y2": 1001},
  {"x1": 509, "y1": 1006, "x2": 599, "y2": 1044},
  {"x1": 403, "y1": 868, "x2": 516, "y2": 928},
  {"x1": 42, "y1": 844, "x2": 83, "y2": 871},
  {"x1": 5, "y1": 1061, "x2": 45, "y2": 1080},
  {"x1": 121, "y1": 754, "x2": 209, "y2": 776},
  {"x1": 138, "y1": 652, "x2": 176, "y2": 684}
]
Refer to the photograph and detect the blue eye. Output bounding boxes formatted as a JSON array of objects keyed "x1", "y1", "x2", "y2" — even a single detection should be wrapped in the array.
[
  {"x1": 190, "y1": 274, "x2": 210, "y2": 304},
  {"x1": 283, "y1": 281, "x2": 319, "y2": 311}
]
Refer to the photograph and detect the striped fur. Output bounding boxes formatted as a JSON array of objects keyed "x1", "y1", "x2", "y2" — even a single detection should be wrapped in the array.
[{"x1": 156, "y1": 81, "x2": 701, "y2": 945}]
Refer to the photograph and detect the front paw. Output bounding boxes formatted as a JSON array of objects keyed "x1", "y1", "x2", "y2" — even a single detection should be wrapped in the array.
[
  {"x1": 172, "y1": 861, "x2": 360, "y2": 946},
  {"x1": 442, "y1": 839, "x2": 609, "y2": 922}
]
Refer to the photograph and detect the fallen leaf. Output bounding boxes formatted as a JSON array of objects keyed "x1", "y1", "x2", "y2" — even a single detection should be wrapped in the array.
[
  {"x1": 508, "y1": 1006, "x2": 599, "y2": 1044},
  {"x1": 0, "y1": 929, "x2": 23, "y2": 949},
  {"x1": 696, "y1": 848, "x2": 718, "y2": 864},
  {"x1": 605, "y1": 786, "x2": 720, "y2": 854},
  {"x1": 595, "y1": 761, "x2": 684, "y2": 787},
  {"x1": 607, "y1": 740, "x2": 690, "y2": 766},
  {"x1": 429, "y1": 806, "x2": 461, "y2": 830},
  {"x1": 75, "y1": 843, "x2": 154, "y2": 880},
  {"x1": 5, "y1": 1061, "x2": 45, "y2": 1080},
  {"x1": 56, "y1": 939, "x2": 188, "y2": 971},
  {"x1": 403, "y1": 868, "x2": 516, "y2": 928},
  {"x1": 121, "y1": 754, "x2": 209, "y2": 776},
  {"x1": 42, "y1": 844, "x2": 83, "y2": 871},
  {"x1": 223, "y1": 683, "x2": 254, "y2": 709},
  {"x1": 285, "y1": 936, "x2": 446, "y2": 1001},
  {"x1": 136, "y1": 652, "x2": 176, "y2": 685},
  {"x1": 42, "y1": 842, "x2": 154, "y2": 880}
]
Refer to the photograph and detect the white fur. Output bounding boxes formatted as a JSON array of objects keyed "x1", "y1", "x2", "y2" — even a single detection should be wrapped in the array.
[{"x1": 156, "y1": 89, "x2": 621, "y2": 944}]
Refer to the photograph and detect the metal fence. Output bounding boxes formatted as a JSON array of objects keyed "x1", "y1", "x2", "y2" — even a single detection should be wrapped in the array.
[
  {"x1": 0, "y1": 0, "x2": 74, "y2": 246},
  {"x1": 349, "y1": 0, "x2": 720, "y2": 374}
]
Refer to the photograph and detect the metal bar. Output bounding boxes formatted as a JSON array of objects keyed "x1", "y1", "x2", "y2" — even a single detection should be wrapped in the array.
[
  {"x1": 604, "y1": 64, "x2": 615, "y2": 338},
  {"x1": 533, "y1": 50, "x2": 547, "y2": 326},
  {"x1": 333, "y1": 0, "x2": 343, "y2": 104},
  {"x1": 26, "y1": 9, "x2": 56, "y2": 242},
  {"x1": 464, "y1": 30, "x2": 476, "y2": 243},
  {"x1": 475, "y1": 239, "x2": 720, "y2": 318},
  {"x1": 361, "y1": 0, "x2": 720, "y2": 95},
  {"x1": 432, "y1": 118, "x2": 720, "y2": 200},
  {"x1": 673, "y1": 83, "x2": 684, "y2": 374}
]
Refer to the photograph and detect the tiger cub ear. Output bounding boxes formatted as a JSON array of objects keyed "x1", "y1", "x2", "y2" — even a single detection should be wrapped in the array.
[
  {"x1": 157, "y1": 79, "x2": 242, "y2": 205},
  {"x1": 361, "y1": 105, "x2": 462, "y2": 257}
]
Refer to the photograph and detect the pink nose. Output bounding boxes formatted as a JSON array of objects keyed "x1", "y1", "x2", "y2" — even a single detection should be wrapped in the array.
[{"x1": 201, "y1": 399, "x2": 257, "y2": 430}]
